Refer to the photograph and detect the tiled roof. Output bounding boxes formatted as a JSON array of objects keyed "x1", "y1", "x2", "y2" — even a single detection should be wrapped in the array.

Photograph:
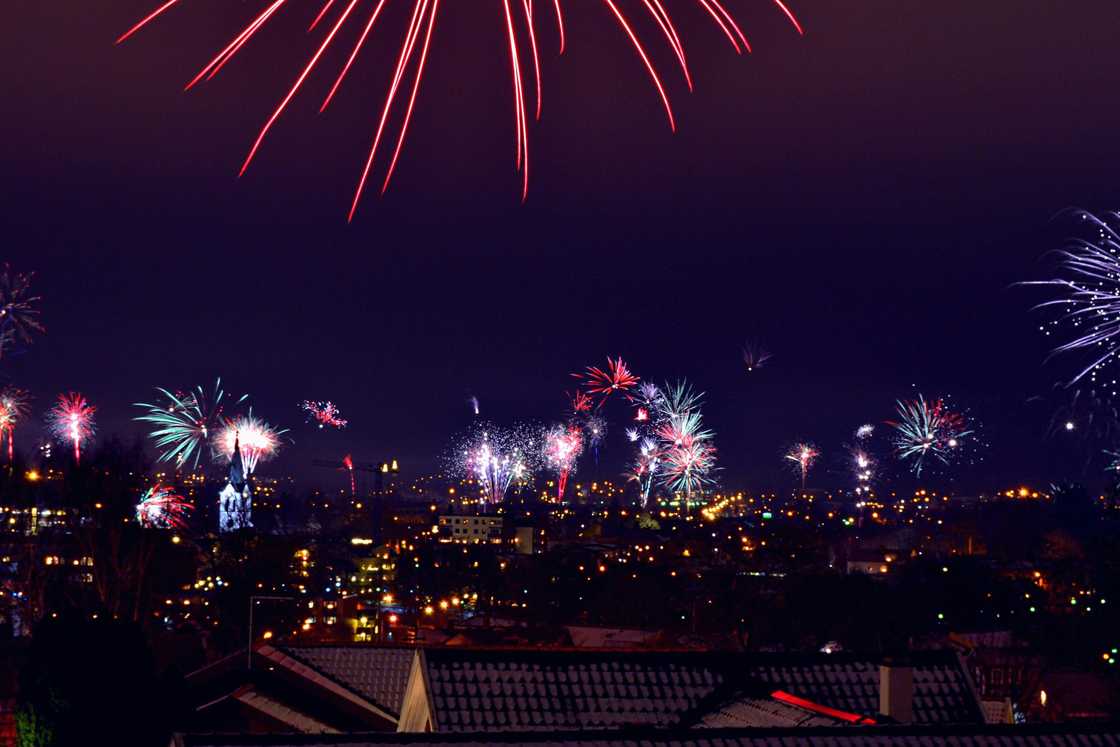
[
  {"x1": 418, "y1": 649, "x2": 980, "y2": 731},
  {"x1": 743, "y1": 651, "x2": 982, "y2": 725},
  {"x1": 174, "y1": 724, "x2": 1120, "y2": 747},
  {"x1": 422, "y1": 649, "x2": 727, "y2": 732},
  {"x1": 280, "y1": 646, "x2": 415, "y2": 717},
  {"x1": 695, "y1": 696, "x2": 844, "y2": 728}
]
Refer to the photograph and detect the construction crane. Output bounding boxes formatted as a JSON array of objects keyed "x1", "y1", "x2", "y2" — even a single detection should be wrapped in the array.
[{"x1": 312, "y1": 455, "x2": 399, "y2": 497}]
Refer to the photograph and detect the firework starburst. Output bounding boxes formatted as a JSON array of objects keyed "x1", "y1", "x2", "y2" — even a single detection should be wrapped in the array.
[
  {"x1": 0, "y1": 264, "x2": 45, "y2": 359},
  {"x1": 135, "y1": 380, "x2": 248, "y2": 469},
  {"x1": 136, "y1": 483, "x2": 194, "y2": 529},
  {"x1": 887, "y1": 394, "x2": 973, "y2": 477},
  {"x1": 45, "y1": 392, "x2": 97, "y2": 464}
]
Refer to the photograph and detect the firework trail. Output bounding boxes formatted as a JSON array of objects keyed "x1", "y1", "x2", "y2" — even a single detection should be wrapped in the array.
[
  {"x1": 0, "y1": 264, "x2": 45, "y2": 359},
  {"x1": 302, "y1": 400, "x2": 348, "y2": 429},
  {"x1": 784, "y1": 442, "x2": 818, "y2": 490},
  {"x1": 468, "y1": 395, "x2": 480, "y2": 416},
  {"x1": 544, "y1": 423, "x2": 583, "y2": 502},
  {"x1": 850, "y1": 447, "x2": 874, "y2": 495},
  {"x1": 887, "y1": 394, "x2": 973, "y2": 477},
  {"x1": 213, "y1": 410, "x2": 288, "y2": 474},
  {"x1": 117, "y1": 1, "x2": 803, "y2": 217},
  {"x1": 45, "y1": 392, "x2": 97, "y2": 464},
  {"x1": 575, "y1": 356, "x2": 639, "y2": 407},
  {"x1": 342, "y1": 453, "x2": 357, "y2": 496},
  {"x1": 0, "y1": 387, "x2": 30, "y2": 464},
  {"x1": 742, "y1": 339, "x2": 773, "y2": 372},
  {"x1": 1023, "y1": 209, "x2": 1120, "y2": 385},
  {"x1": 627, "y1": 437, "x2": 662, "y2": 508},
  {"x1": 135, "y1": 379, "x2": 248, "y2": 469},
  {"x1": 135, "y1": 483, "x2": 194, "y2": 529},
  {"x1": 454, "y1": 423, "x2": 539, "y2": 507}
]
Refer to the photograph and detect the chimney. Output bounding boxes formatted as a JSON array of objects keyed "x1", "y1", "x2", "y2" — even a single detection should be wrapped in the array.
[{"x1": 879, "y1": 660, "x2": 914, "y2": 723}]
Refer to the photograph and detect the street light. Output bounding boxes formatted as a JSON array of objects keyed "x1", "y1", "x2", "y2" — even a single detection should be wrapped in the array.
[{"x1": 248, "y1": 595, "x2": 293, "y2": 670}]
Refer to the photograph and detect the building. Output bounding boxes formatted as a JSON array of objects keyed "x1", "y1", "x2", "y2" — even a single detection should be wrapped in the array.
[
  {"x1": 219, "y1": 436, "x2": 252, "y2": 533},
  {"x1": 436, "y1": 515, "x2": 502, "y2": 544}
]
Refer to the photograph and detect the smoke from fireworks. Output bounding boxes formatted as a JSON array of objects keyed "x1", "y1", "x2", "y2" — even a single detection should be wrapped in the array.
[
  {"x1": 213, "y1": 411, "x2": 288, "y2": 474},
  {"x1": 302, "y1": 400, "x2": 348, "y2": 429},
  {"x1": 784, "y1": 442, "x2": 819, "y2": 490},
  {"x1": 887, "y1": 394, "x2": 973, "y2": 477},
  {"x1": 45, "y1": 392, "x2": 97, "y2": 464},
  {"x1": 135, "y1": 379, "x2": 248, "y2": 469},
  {"x1": 136, "y1": 483, "x2": 194, "y2": 529},
  {"x1": 0, "y1": 264, "x2": 45, "y2": 359},
  {"x1": 117, "y1": 1, "x2": 803, "y2": 217},
  {"x1": 0, "y1": 387, "x2": 30, "y2": 464},
  {"x1": 544, "y1": 424, "x2": 583, "y2": 502}
]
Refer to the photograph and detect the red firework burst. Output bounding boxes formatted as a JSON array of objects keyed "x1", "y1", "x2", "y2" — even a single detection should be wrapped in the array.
[
  {"x1": 117, "y1": 1, "x2": 803, "y2": 219},
  {"x1": 136, "y1": 483, "x2": 195, "y2": 529},
  {"x1": 568, "y1": 390, "x2": 594, "y2": 415},
  {"x1": 575, "y1": 356, "x2": 640, "y2": 405}
]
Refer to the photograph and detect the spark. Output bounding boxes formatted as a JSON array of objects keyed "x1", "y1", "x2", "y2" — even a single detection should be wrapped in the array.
[
  {"x1": 575, "y1": 356, "x2": 639, "y2": 406},
  {"x1": 742, "y1": 339, "x2": 773, "y2": 372},
  {"x1": 0, "y1": 387, "x2": 30, "y2": 465},
  {"x1": 301, "y1": 400, "x2": 348, "y2": 429},
  {"x1": 544, "y1": 424, "x2": 583, "y2": 502},
  {"x1": 118, "y1": 1, "x2": 804, "y2": 216},
  {"x1": 451, "y1": 421, "x2": 539, "y2": 506},
  {"x1": 887, "y1": 394, "x2": 973, "y2": 477},
  {"x1": 135, "y1": 380, "x2": 248, "y2": 469},
  {"x1": 213, "y1": 411, "x2": 288, "y2": 475},
  {"x1": 784, "y1": 442, "x2": 818, "y2": 490},
  {"x1": 136, "y1": 483, "x2": 194, "y2": 529},
  {"x1": 1024, "y1": 209, "x2": 1120, "y2": 385},
  {"x1": 0, "y1": 264, "x2": 45, "y2": 360},
  {"x1": 45, "y1": 393, "x2": 96, "y2": 464}
]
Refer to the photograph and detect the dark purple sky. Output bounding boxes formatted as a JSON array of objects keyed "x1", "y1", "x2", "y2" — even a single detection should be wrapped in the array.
[{"x1": 4, "y1": 0, "x2": 1120, "y2": 491}]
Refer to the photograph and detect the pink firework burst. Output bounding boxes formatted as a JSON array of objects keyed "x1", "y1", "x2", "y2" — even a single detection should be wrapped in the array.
[
  {"x1": 213, "y1": 413, "x2": 287, "y2": 474},
  {"x1": 784, "y1": 442, "x2": 819, "y2": 491},
  {"x1": 136, "y1": 483, "x2": 195, "y2": 529},
  {"x1": 0, "y1": 387, "x2": 30, "y2": 464},
  {"x1": 544, "y1": 424, "x2": 583, "y2": 502},
  {"x1": 45, "y1": 392, "x2": 97, "y2": 464},
  {"x1": 575, "y1": 356, "x2": 640, "y2": 406},
  {"x1": 302, "y1": 400, "x2": 348, "y2": 429},
  {"x1": 117, "y1": 0, "x2": 803, "y2": 218}
]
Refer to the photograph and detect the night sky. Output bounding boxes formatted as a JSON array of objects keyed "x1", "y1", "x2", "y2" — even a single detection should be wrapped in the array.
[{"x1": 4, "y1": 0, "x2": 1120, "y2": 491}]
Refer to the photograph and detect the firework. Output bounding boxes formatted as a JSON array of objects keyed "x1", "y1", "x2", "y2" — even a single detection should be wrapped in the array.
[
  {"x1": 850, "y1": 447, "x2": 874, "y2": 495},
  {"x1": 342, "y1": 453, "x2": 357, "y2": 496},
  {"x1": 45, "y1": 392, "x2": 97, "y2": 464},
  {"x1": 301, "y1": 400, "x2": 348, "y2": 429},
  {"x1": 118, "y1": 1, "x2": 803, "y2": 217},
  {"x1": 628, "y1": 437, "x2": 662, "y2": 508},
  {"x1": 626, "y1": 427, "x2": 640, "y2": 443},
  {"x1": 576, "y1": 357, "x2": 639, "y2": 406},
  {"x1": 135, "y1": 379, "x2": 248, "y2": 469},
  {"x1": 568, "y1": 390, "x2": 594, "y2": 416},
  {"x1": 657, "y1": 380, "x2": 704, "y2": 420},
  {"x1": 213, "y1": 411, "x2": 288, "y2": 474},
  {"x1": 135, "y1": 483, "x2": 194, "y2": 529},
  {"x1": 784, "y1": 442, "x2": 819, "y2": 490},
  {"x1": 656, "y1": 409, "x2": 717, "y2": 502},
  {"x1": 468, "y1": 395, "x2": 480, "y2": 416},
  {"x1": 1036, "y1": 384, "x2": 1120, "y2": 473},
  {"x1": 0, "y1": 387, "x2": 30, "y2": 464},
  {"x1": 454, "y1": 423, "x2": 539, "y2": 506},
  {"x1": 887, "y1": 394, "x2": 973, "y2": 477},
  {"x1": 544, "y1": 424, "x2": 583, "y2": 502},
  {"x1": 1022, "y1": 210, "x2": 1120, "y2": 385},
  {"x1": 0, "y1": 264, "x2": 45, "y2": 359},
  {"x1": 742, "y1": 339, "x2": 773, "y2": 372},
  {"x1": 855, "y1": 423, "x2": 875, "y2": 440}
]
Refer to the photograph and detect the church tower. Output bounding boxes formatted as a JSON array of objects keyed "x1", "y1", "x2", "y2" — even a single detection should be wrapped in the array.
[{"x1": 218, "y1": 434, "x2": 252, "y2": 532}]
